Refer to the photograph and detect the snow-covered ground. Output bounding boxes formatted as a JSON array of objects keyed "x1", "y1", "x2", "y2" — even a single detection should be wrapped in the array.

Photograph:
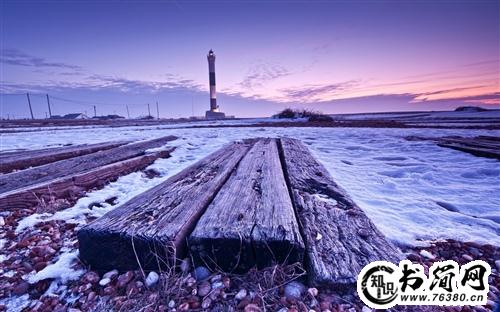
[{"x1": 2, "y1": 123, "x2": 498, "y2": 248}]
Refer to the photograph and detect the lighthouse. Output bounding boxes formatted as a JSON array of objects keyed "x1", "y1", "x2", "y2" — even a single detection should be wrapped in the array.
[{"x1": 205, "y1": 50, "x2": 226, "y2": 119}]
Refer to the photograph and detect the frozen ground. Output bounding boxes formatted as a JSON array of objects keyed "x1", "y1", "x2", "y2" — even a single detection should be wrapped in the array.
[{"x1": 3, "y1": 121, "x2": 499, "y2": 248}]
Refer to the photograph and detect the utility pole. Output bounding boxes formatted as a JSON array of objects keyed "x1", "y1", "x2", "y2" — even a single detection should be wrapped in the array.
[
  {"x1": 156, "y1": 101, "x2": 160, "y2": 119},
  {"x1": 191, "y1": 96, "x2": 194, "y2": 117},
  {"x1": 26, "y1": 93, "x2": 34, "y2": 119},
  {"x1": 147, "y1": 103, "x2": 151, "y2": 117},
  {"x1": 126, "y1": 105, "x2": 130, "y2": 119},
  {"x1": 93, "y1": 105, "x2": 97, "y2": 118},
  {"x1": 46, "y1": 94, "x2": 52, "y2": 118}
]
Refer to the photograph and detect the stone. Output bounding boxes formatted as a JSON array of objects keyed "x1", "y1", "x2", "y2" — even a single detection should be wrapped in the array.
[
  {"x1": 12, "y1": 281, "x2": 30, "y2": 295},
  {"x1": 495, "y1": 260, "x2": 500, "y2": 271},
  {"x1": 198, "y1": 282, "x2": 211, "y2": 297},
  {"x1": 103, "y1": 269, "x2": 119, "y2": 280},
  {"x1": 235, "y1": 289, "x2": 247, "y2": 300},
  {"x1": 145, "y1": 271, "x2": 159, "y2": 288},
  {"x1": 462, "y1": 254, "x2": 473, "y2": 262},
  {"x1": 284, "y1": 281, "x2": 306, "y2": 300},
  {"x1": 116, "y1": 271, "x2": 134, "y2": 288},
  {"x1": 244, "y1": 304, "x2": 262, "y2": 312},
  {"x1": 194, "y1": 266, "x2": 211, "y2": 281},
  {"x1": 99, "y1": 278, "x2": 111, "y2": 287},
  {"x1": 307, "y1": 287, "x2": 318, "y2": 297},
  {"x1": 168, "y1": 300, "x2": 175, "y2": 308},
  {"x1": 202, "y1": 298, "x2": 212, "y2": 309},
  {"x1": 83, "y1": 271, "x2": 100, "y2": 284}
]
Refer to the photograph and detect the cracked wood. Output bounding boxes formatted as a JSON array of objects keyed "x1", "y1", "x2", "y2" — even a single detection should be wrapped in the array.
[
  {"x1": 0, "y1": 141, "x2": 128, "y2": 174},
  {"x1": 279, "y1": 137, "x2": 403, "y2": 290},
  {"x1": 0, "y1": 148, "x2": 174, "y2": 210},
  {"x1": 77, "y1": 140, "x2": 254, "y2": 271},
  {"x1": 0, "y1": 135, "x2": 176, "y2": 196},
  {"x1": 189, "y1": 138, "x2": 304, "y2": 272}
]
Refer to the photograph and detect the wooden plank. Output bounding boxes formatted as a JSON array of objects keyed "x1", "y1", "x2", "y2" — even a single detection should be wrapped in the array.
[
  {"x1": 0, "y1": 141, "x2": 128, "y2": 173},
  {"x1": 77, "y1": 140, "x2": 254, "y2": 271},
  {"x1": 279, "y1": 138, "x2": 403, "y2": 290},
  {"x1": 0, "y1": 135, "x2": 176, "y2": 195},
  {"x1": 189, "y1": 138, "x2": 304, "y2": 273},
  {"x1": 437, "y1": 136, "x2": 500, "y2": 160},
  {"x1": 0, "y1": 148, "x2": 174, "y2": 210}
]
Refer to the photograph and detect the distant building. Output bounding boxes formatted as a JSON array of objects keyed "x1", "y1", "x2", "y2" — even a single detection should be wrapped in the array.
[
  {"x1": 50, "y1": 113, "x2": 89, "y2": 120},
  {"x1": 93, "y1": 114, "x2": 125, "y2": 120},
  {"x1": 205, "y1": 50, "x2": 226, "y2": 120}
]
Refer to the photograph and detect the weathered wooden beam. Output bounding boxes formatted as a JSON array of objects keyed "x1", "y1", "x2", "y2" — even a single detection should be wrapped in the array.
[
  {"x1": 0, "y1": 141, "x2": 128, "y2": 174},
  {"x1": 189, "y1": 138, "x2": 304, "y2": 272},
  {"x1": 0, "y1": 135, "x2": 176, "y2": 195},
  {"x1": 77, "y1": 140, "x2": 255, "y2": 271},
  {"x1": 437, "y1": 136, "x2": 500, "y2": 160},
  {"x1": 0, "y1": 148, "x2": 174, "y2": 210},
  {"x1": 279, "y1": 138, "x2": 402, "y2": 290}
]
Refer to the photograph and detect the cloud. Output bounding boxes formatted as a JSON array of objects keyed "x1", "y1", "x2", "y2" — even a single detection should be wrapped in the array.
[
  {"x1": 279, "y1": 80, "x2": 359, "y2": 102},
  {"x1": 0, "y1": 48, "x2": 82, "y2": 70},
  {"x1": 240, "y1": 62, "x2": 290, "y2": 89}
]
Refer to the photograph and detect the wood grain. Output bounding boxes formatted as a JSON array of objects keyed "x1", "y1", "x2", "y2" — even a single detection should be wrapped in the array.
[
  {"x1": 0, "y1": 135, "x2": 176, "y2": 195},
  {"x1": 0, "y1": 141, "x2": 128, "y2": 174},
  {"x1": 189, "y1": 138, "x2": 304, "y2": 272},
  {"x1": 437, "y1": 136, "x2": 500, "y2": 160},
  {"x1": 279, "y1": 138, "x2": 403, "y2": 290},
  {"x1": 77, "y1": 140, "x2": 254, "y2": 271},
  {"x1": 0, "y1": 148, "x2": 174, "y2": 211}
]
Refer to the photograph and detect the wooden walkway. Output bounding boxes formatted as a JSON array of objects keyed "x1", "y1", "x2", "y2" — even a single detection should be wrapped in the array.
[
  {"x1": 78, "y1": 137, "x2": 402, "y2": 288},
  {"x1": 437, "y1": 136, "x2": 500, "y2": 160},
  {"x1": 0, "y1": 136, "x2": 176, "y2": 210}
]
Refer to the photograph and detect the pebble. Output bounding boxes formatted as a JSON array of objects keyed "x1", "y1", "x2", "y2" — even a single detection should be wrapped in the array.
[
  {"x1": 284, "y1": 281, "x2": 306, "y2": 299},
  {"x1": 145, "y1": 271, "x2": 159, "y2": 288},
  {"x1": 116, "y1": 271, "x2": 134, "y2": 288},
  {"x1": 12, "y1": 281, "x2": 30, "y2": 295},
  {"x1": 210, "y1": 274, "x2": 222, "y2": 282},
  {"x1": 202, "y1": 298, "x2": 212, "y2": 309},
  {"x1": 83, "y1": 271, "x2": 100, "y2": 284},
  {"x1": 178, "y1": 302, "x2": 190, "y2": 311},
  {"x1": 419, "y1": 250, "x2": 436, "y2": 260},
  {"x1": 194, "y1": 266, "x2": 211, "y2": 281},
  {"x1": 99, "y1": 278, "x2": 111, "y2": 287},
  {"x1": 462, "y1": 254, "x2": 473, "y2": 262},
  {"x1": 235, "y1": 289, "x2": 247, "y2": 300},
  {"x1": 495, "y1": 260, "x2": 500, "y2": 271},
  {"x1": 244, "y1": 303, "x2": 262, "y2": 312},
  {"x1": 0, "y1": 216, "x2": 4, "y2": 226},
  {"x1": 197, "y1": 282, "x2": 211, "y2": 297},
  {"x1": 307, "y1": 287, "x2": 318, "y2": 297},
  {"x1": 103, "y1": 269, "x2": 119, "y2": 280},
  {"x1": 212, "y1": 281, "x2": 224, "y2": 289},
  {"x1": 168, "y1": 300, "x2": 175, "y2": 308}
]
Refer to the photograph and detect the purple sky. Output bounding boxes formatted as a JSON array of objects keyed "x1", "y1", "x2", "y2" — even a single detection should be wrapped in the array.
[{"x1": 1, "y1": 0, "x2": 499, "y2": 119}]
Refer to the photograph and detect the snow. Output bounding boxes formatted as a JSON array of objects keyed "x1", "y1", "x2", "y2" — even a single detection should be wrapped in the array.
[
  {"x1": 5, "y1": 123, "x2": 500, "y2": 249},
  {"x1": 0, "y1": 294, "x2": 30, "y2": 312},
  {"x1": 419, "y1": 250, "x2": 436, "y2": 260},
  {"x1": 27, "y1": 250, "x2": 85, "y2": 284}
]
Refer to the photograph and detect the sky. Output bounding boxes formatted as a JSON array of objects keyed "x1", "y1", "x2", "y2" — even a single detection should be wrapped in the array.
[{"x1": 1, "y1": 0, "x2": 499, "y2": 119}]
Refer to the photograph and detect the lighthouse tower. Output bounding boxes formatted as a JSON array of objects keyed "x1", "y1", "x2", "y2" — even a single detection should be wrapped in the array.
[{"x1": 205, "y1": 50, "x2": 226, "y2": 119}]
